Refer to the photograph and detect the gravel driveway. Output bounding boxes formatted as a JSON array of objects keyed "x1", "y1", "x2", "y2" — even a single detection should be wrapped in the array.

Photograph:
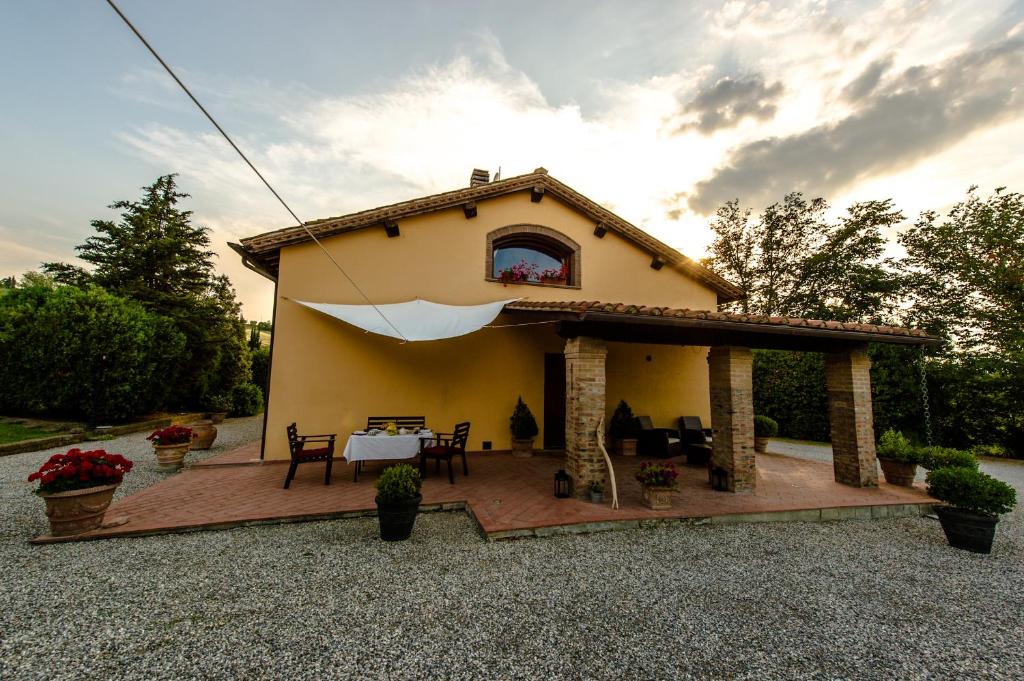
[{"x1": 1, "y1": 423, "x2": 1022, "y2": 680}]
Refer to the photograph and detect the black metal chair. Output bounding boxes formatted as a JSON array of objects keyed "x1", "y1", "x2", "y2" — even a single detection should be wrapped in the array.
[
  {"x1": 636, "y1": 415, "x2": 682, "y2": 459},
  {"x1": 419, "y1": 422, "x2": 470, "y2": 484},
  {"x1": 679, "y1": 416, "x2": 713, "y2": 466},
  {"x1": 352, "y1": 416, "x2": 427, "y2": 482},
  {"x1": 284, "y1": 422, "x2": 336, "y2": 489}
]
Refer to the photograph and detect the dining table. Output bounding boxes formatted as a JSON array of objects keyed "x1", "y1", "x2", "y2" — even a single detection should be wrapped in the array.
[{"x1": 342, "y1": 429, "x2": 434, "y2": 464}]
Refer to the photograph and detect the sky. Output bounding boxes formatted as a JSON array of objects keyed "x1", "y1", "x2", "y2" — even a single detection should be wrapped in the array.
[{"x1": 2, "y1": 0, "x2": 1023, "y2": 321}]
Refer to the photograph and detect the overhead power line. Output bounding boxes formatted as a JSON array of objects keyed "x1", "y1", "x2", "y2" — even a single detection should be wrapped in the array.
[{"x1": 103, "y1": 0, "x2": 408, "y2": 342}]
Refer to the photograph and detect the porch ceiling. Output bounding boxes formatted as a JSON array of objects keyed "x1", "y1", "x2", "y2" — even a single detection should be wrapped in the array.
[{"x1": 503, "y1": 301, "x2": 940, "y2": 351}]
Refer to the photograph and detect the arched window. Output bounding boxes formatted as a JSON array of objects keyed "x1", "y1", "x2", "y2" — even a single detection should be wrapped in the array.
[{"x1": 486, "y1": 225, "x2": 581, "y2": 288}]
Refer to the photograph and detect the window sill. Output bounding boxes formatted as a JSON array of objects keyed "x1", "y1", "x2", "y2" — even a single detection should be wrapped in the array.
[{"x1": 485, "y1": 277, "x2": 581, "y2": 290}]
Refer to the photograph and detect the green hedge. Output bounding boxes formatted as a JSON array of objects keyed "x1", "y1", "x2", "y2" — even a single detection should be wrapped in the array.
[{"x1": 0, "y1": 285, "x2": 186, "y2": 422}]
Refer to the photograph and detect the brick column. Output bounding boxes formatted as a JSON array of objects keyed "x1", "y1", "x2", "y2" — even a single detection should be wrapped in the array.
[
  {"x1": 825, "y1": 346, "x2": 878, "y2": 487},
  {"x1": 564, "y1": 336, "x2": 607, "y2": 498},
  {"x1": 708, "y1": 346, "x2": 756, "y2": 493}
]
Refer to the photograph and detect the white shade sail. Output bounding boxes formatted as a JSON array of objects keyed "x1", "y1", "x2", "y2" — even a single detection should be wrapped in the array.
[{"x1": 293, "y1": 298, "x2": 519, "y2": 342}]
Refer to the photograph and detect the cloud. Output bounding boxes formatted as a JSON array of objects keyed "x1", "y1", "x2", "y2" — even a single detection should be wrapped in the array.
[
  {"x1": 672, "y1": 74, "x2": 784, "y2": 134},
  {"x1": 841, "y1": 55, "x2": 893, "y2": 102},
  {"x1": 686, "y1": 36, "x2": 1024, "y2": 214}
]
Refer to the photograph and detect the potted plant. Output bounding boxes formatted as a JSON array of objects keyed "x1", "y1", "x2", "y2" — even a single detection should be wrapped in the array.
[
  {"x1": 205, "y1": 393, "x2": 232, "y2": 424},
  {"x1": 510, "y1": 396, "x2": 539, "y2": 457},
  {"x1": 876, "y1": 428, "x2": 918, "y2": 487},
  {"x1": 27, "y1": 448, "x2": 133, "y2": 537},
  {"x1": 635, "y1": 460, "x2": 679, "y2": 510},
  {"x1": 926, "y1": 467, "x2": 1016, "y2": 554},
  {"x1": 588, "y1": 480, "x2": 604, "y2": 504},
  {"x1": 190, "y1": 419, "x2": 218, "y2": 450},
  {"x1": 609, "y1": 400, "x2": 640, "y2": 456},
  {"x1": 540, "y1": 262, "x2": 569, "y2": 285},
  {"x1": 753, "y1": 415, "x2": 778, "y2": 453},
  {"x1": 375, "y1": 463, "x2": 423, "y2": 541},
  {"x1": 147, "y1": 425, "x2": 193, "y2": 470}
]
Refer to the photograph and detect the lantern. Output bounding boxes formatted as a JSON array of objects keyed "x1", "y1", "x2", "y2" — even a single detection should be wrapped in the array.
[{"x1": 554, "y1": 469, "x2": 572, "y2": 498}]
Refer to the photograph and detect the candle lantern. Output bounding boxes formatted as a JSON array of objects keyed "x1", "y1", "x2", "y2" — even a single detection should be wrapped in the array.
[
  {"x1": 710, "y1": 466, "x2": 729, "y2": 491},
  {"x1": 554, "y1": 469, "x2": 572, "y2": 498}
]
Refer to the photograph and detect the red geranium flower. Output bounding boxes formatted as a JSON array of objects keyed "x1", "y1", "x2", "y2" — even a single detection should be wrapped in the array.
[{"x1": 27, "y1": 448, "x2": 134, "y2": 495}]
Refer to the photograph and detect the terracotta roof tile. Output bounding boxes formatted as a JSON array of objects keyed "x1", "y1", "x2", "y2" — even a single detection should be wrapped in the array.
[{"x1": 503, "y1": 300, "x2": 936, "y2": 343}]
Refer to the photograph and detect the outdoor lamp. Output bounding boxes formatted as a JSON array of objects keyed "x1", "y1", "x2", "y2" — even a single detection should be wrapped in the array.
[
  {"x1": 710, "y1": 466, "x2": 729, "y2": 492},
  {"x1": 554, "y1": 469, "x2": 572, "y2": 498}
]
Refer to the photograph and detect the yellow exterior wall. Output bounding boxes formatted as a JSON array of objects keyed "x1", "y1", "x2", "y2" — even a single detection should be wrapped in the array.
[{"x1": 264, "y1": 191, "x2": 718, "y2": 459}]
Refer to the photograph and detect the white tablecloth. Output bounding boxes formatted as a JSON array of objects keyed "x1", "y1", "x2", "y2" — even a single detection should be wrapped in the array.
[{"x1": 342, "y1": 432, "x2": 433, "y2": 464}]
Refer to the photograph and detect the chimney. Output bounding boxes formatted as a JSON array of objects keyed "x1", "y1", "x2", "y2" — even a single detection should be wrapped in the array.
[{"x1": 470, "y1": 168, "x2": 490, "y2": 187}]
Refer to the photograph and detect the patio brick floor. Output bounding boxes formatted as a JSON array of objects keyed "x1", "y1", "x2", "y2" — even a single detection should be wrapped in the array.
[{"x1": 32, "y1": 442, "x2": 935, "y2": 543}]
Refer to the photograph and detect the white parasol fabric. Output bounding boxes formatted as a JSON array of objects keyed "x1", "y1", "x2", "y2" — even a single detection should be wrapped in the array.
[{"x1": 292, "y1": 298, "x2": 519, "y2": 342}]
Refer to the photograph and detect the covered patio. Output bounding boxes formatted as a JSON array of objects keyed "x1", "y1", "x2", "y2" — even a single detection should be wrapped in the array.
[{"x1": 503, "y1": 301, "x2": 938, "y2": 497}]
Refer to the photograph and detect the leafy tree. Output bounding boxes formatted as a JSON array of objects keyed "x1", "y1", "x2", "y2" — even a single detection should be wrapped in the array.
[
  {"x1": 706, "y1": 193, "x2": 903, "y2": 322},
  {"x1": 0, "y1": 285, "x2": 186, "y2": 423},
  {"x1": 42, "y1": 175, "x2": 249, "y2": 407}
]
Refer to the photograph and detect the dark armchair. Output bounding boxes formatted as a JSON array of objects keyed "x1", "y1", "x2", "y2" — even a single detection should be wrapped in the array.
[
  {"x1": 636, "y1": 415, "x2": 682, "y2": 459},
  {"x1": 284, "y1": 422, "x2": 337, "y2": 489},
  {"x1": 679, "y1": 416, "x2": 713, "y2": 466}
]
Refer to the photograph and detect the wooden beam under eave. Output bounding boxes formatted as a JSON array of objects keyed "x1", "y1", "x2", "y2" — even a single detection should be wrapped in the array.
[
  {"x1": 463, "y1": 201, "x2": 477, "y2": 219},
  {"x1": 531, "y1": 185, "x2": 545, "y2": 203},
  {"x1": 383, "y1": 219, "x2": 400, "y2": 238}
]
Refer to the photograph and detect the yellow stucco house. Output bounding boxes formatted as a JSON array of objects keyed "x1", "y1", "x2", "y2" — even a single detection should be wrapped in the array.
[{"x1": 232, "y1": 168, "x2": 934, "y2": 496}]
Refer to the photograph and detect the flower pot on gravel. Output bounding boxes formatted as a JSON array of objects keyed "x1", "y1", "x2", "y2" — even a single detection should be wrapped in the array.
[
  {"x1": 934, "y1": 506, "x2": 999, "y2": 554},
  {"x1": 207, "y1": 412, "x2": 228, "y2": 424},
  {"x1": 879, "y1": 458, "x2": 918, "y2": 487},
  {"x1": 753, "y1": 437, "x2": 770, "y2": 453},
  {"x1": 926, "y1": 467, "x2": 1016, "y2": 554},
  {"x1": 190, "y1": 420, "x2": 218, "y2": 450},
  {"x1": 152, "y1": 443, "x2": 190, "y2": 470},
  {"x1": 147, "y1": 425, "x2": 194, "y2": 471},
  {"x1": 375, "y1": 464, "x2": 423, "y2": 542},
  {"x1": 40, "y1": 484, "x2": 120, "y2": 536},
  {"x1": 27, "y1": 448, "x2": 134, "y2": 537},
  {"x1": 753, "y1": 416, "x2": 778, "y2": 454}
]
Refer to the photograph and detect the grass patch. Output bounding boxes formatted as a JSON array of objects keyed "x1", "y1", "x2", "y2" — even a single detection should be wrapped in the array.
[{"x1": 0, "y1": 422, "x2": 63, "y2": 445}]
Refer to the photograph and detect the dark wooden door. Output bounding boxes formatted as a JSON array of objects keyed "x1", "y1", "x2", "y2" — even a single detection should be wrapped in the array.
[{"x1": 544, "y1": 353, "x2": 566, "y2": 450}]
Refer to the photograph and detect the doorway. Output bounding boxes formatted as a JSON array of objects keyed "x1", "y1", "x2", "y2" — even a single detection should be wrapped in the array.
[{"x1": 543, "y1": 353, "x2": 566, "y2": 450}]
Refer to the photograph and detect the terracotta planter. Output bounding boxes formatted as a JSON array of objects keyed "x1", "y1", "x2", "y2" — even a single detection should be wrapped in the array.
[
  {"x1": 615, "y1": 438, "x2": 638, "y2": 457},
  {"x1": 190, "y1": 420, "x2": 218, "y2": 450},
  {"x1": 641, "y1": 484, "x2": 674, "y2": 510},
  {"x1": 207, "y1": 412, "x2": 228, "y2": 424},
  {"x1": 39, "y1": 484, "x2": 119, "y2": 536},
  {"x1": 511, "y1": 438, "x2": 534, "y2": 458},
  {"x1": 153, "y1": 442, "x2": 190, "y2": 470},
  {"x1": 754, "y1": 437, "x2": 769, "y2": 453},
  {"x1": 879, "y1": 458, "x2": 917, "y2": 487}
]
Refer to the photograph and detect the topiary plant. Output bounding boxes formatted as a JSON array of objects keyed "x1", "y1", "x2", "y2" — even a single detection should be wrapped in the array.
[
  {"x1": 876, "y1": 428, "x2": 917, "y2": 463},
  {"x1": 918, "y1": 446, "x2": 978, "y2": 472},
  {"x1": 375, "y1": 464, "x2": 422, "y2": 503},
  {"x1": 510, "y1": 397, "x2": 539, "y2": 440},
  {"x1": 926, "y1": 467, "x2": 1016, "y2": 517},
  {"x1": 609, "y1": 400, "x2": 641, "y2": 440},
  {"x1": 754, "y1": 415, "x2": 779, "y2": 438}
]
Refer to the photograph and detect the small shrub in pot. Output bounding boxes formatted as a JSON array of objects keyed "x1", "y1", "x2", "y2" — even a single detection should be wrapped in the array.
[
  {"x1": 375, "y1": 464, "x2": 423, "y2": 541},
  {"x1": 510, "y1": 396, "x2": 539, "y2": 457},
  {"x1": 753, "y1": 415, "x2": 778, "y2": 453},
  {"x1": 926, "y1": 467, "x2": 1016, "y2": 553},
  {"x1": 876, "y1": 429, "x2": 918, "y2": 487},
  {"x1": 918, "y1": 446, "x2": 978, "y2": 472},
  {"x1": 588, "y1": 481, "x2": 604, "y2": 504},
  {"x1": 609, "y1": 400, "x2": 641, "y2": 456}
]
